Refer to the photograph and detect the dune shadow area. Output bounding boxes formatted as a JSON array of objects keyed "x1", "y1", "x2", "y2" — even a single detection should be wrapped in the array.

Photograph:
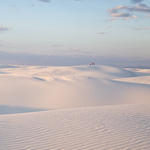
[
  {"x1": 0, "y1": 105, "x2": 46, "y2": 115},
  {"x1": 0, "y1": 72, "x2": 9, "y2": 74},
  {"x1": 33, "y1": 77, "x2": 46, "y2": 81},
  {"x1": 0, "y1": 65, "x2": 19, "y2": 69}
]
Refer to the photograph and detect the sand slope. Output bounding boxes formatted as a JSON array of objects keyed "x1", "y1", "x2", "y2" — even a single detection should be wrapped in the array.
[
  {"x1": 0, "y1": 65, "x2": 150, "y2": 149},
  {"x1": 0, "y1": 104, "x2": 150, "y2": 150},
  {"x1": 0, "y1": 65, "x2": 150, "y2": 111}
]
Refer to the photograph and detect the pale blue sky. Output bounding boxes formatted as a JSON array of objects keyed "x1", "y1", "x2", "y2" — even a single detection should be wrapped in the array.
[{"x1": 0, "y1": 0, "x2": 150, "y2": 58}]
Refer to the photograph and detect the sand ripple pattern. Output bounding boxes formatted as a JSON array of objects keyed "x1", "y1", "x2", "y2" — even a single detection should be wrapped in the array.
[{"x1": 0, "y1": 104, "x2": 150, "y2": 150}]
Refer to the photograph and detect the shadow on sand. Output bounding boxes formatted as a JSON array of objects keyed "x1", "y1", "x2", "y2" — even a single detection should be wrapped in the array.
[
  {"x1": 0, "y1": 105, "x2": 47, "y2": 115},
  {"x1": 0, "y1": 65, "x2": 19, "y2": 69}
]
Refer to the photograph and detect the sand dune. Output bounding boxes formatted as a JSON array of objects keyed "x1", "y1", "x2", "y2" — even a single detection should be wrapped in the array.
[
  {"x1": 0, "y1": 65, "x2": 150, "y2": 110},
  {"x1": 0, "y1": 64, "x2": 150, "y2": 149},
  {"x1": 0, "y1": 104, "x2": 150, "y2": 149},
  {"x1": 114, "y1": 68, "x2": 150, "y2": 85}
]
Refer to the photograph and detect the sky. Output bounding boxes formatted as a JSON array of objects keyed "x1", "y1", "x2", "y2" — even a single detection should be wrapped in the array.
[{"x1": 0, "y1": 0, "x2": 150, "y2": 64}]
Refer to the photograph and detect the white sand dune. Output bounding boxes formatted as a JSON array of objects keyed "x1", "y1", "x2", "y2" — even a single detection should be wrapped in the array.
[
  {"x1": 0, "y1": 64, "x2": 150, "y2": 149},
  {"x1": 0, "y1": 65, "x2": 150, "y2": 110},
  {"x1": 114, "y1": 68, "x2": 150, "y2": 85},
  {"x1": 0, "y1": 104, "x2": 150, "y2": 150}
]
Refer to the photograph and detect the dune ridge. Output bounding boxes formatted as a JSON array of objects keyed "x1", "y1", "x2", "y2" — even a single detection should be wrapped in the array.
[
  {"x1": 0, "y1": 64, "x2": 150, "y2": 149},
  {"x1": 0, "y1": 104, "x2": 150, "y2": 149},
  {"x1": 0, "y1": 65, "x2": 150, "y2": 110}
]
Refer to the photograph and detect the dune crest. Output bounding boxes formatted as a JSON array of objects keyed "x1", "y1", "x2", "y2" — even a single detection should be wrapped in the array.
[
  {"x1": 0, "y1": 65, "x2": 150, "y2": 149},
  {"x1": 0, "y1": 104, "x2": 150, "y2": 149},
  {"x1": 0, "y1": 65, "x2": 150, "y2": 110}
]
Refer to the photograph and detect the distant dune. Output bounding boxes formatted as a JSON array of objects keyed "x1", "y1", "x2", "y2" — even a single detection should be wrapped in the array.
[
  {"x1": 0, "y1": 65, "x2": 150, "y2": 149},
  {"x1": 0, "y1": 65, "x2": 150, "y2": 110}
]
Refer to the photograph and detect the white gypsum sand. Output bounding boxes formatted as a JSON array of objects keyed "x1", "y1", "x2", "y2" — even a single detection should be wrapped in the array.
[
  {"x1": 0, "y1": 65, "x2": 150, "y2": 149},
  {"x1": 0, "y1": 104, "x2": 150, "y2": 150},
  {"x1": 0, "y1": 65, "x2": 150, "y2": 110}
]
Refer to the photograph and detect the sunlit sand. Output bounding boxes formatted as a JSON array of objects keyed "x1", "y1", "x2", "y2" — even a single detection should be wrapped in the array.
[{"x1": 0, "y1": 65, "x2": 150, "y2": 149}]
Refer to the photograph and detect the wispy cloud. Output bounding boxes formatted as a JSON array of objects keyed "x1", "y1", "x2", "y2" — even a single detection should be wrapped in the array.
[
  {"x1": 111, "y1": 12, "x2": 132, "y2": 17},
  {"x1": 0, "y1": 26, "x2": 8, "y2": 31},
  {"x1": 107, "y1": 5, "x2": 130, "y2": 14},
  {"x1": 124, "y1": 15, "x2": 138, "y2": 20},
  {"x1": 52, "y1": 44, "x2": 64, "y2": 47},
  {"x1": 0, "y1": 41, "x2": 4, "y2": 47},
  {"x1": 11, "y1": 5, "x2": 16, "y2": 7},
  {"x1": 0, "y1": 40, "x2": 12, "y2": 47},
  {"x1": 146, "y1": 15, "x2": 150, "y2": 17},
  {"x1": 73, "y1": 48, "x2": 81, "y2": 51},
  {"x1": 129, "y1": 4, "x2": 150, "y2": 13},
  {"x1": 38, "y1": 0, "x2": 51, "y2": 2},
  {"x1": 107, "y1": 5, "x2": 137, "y2": 20},
  {"x1": 104, "y1": 26, "x2": 111, "y2": 29},
  {"x1": 130, "y1": 0, "x2": 144, "y2": 4},
  {"x1": 108, "y1": 18, "x2": 119, "y2": 21},
  {"x1": 97, "y1": 32, "x2": 107, "y2": 34},
  {"x1": 0, "y1": 26, "x2": 12, "y2": 31},
  {"x1": 135, "y1": 27, "x2": 150, "y2": 30},
  {"x1": 107, "y1": 3, "x2": 150, "y2": 21}
]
